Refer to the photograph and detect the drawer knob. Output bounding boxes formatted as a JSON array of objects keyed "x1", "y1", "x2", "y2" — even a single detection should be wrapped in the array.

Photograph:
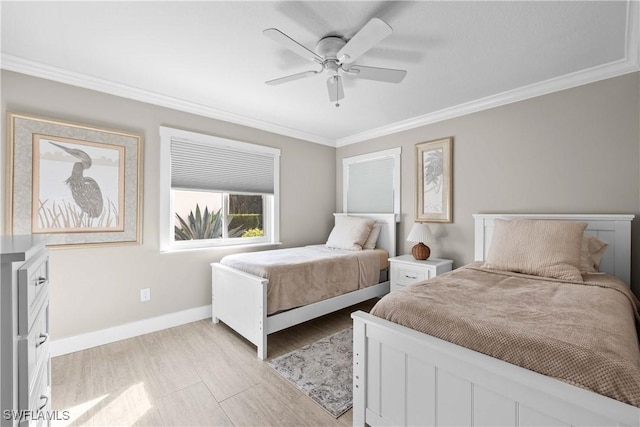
[
  {"x1": 405, "y1": 274, "x2": 417, "y2": 279},
  {"x1": 35, "y1": 276, "x2": 47, "y2": 286},
  {"x1": 36, "y1": 333, "x2": 49, "y2": 347},
  {"x1": 38, "y1": 395, "x2": 49, "y2": 411}
]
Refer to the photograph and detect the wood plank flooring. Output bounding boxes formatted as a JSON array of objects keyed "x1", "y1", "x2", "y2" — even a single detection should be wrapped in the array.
[{"x1": 51, "y1": 299, "x2": 377, "y2": 426}]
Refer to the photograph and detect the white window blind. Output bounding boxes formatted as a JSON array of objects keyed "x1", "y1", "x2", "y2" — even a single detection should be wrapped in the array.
[
  {"x1": 159, "y1": 126, "x2": 281, "y2": 252},
  {"x1": 343, "y1": 147, "x2": 401, "y2": 216},
  {"x1": 171, "y1": 139, "x2": 275, "y2": 194},
  {"x1": 347, "y1": 157, "x2": 395, "y2": 213}
]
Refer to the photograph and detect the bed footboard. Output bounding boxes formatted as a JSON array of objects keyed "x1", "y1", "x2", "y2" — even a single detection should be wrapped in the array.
[
  {"x1": 211, "y1": 262, "x2": 268, "y2": 359},
  {"x1": 352, "y1": 311, "x2": 639, "y2": 427}
]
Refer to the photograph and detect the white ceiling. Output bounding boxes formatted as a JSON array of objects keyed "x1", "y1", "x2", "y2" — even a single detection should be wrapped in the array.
[{"x1": 1, "y1": 1, "x2": 638, "y2": 147}]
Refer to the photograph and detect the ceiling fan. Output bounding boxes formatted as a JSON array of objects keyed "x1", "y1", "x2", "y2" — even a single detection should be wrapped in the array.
[{"x1": 264, "y1": 18, "x2": 407, "y2": 107}]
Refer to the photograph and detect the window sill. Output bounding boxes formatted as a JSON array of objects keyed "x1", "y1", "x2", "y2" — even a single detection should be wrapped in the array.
[{"x1": 161, "y1": 241, "x2": 283, "y2": 254}]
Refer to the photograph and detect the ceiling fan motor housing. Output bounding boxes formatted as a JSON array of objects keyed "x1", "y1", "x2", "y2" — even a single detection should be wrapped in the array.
[{"x1": 315, "y1": 36, "x2": 347, "y2": 60}]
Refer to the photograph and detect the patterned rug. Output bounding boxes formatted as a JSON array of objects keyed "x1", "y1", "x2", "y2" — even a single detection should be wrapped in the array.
[{"x1": 267, "y1": 328, "x2": 353, "y2": 418}]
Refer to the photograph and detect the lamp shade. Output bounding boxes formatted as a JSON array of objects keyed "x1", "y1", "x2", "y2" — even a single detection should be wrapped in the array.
[
  {"x1": 407, "y1": 223, "x2": 434, "y2": 243},
  {"x1": 407, "y1": 223, "x2": 434, "y2": 260}
]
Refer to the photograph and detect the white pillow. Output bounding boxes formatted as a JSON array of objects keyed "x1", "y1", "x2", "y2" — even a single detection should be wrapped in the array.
[
  {"x1": 362, "y1": 223, "x2": 381, "y2": 250},
  {"x1": 325, "y1": 216, "x2": 375, "y2": 251}
]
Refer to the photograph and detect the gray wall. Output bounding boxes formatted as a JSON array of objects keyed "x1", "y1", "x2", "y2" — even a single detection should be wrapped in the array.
[
  {"x1": 3, "y1": 70, "x2": 639, "y2": 340},
  {"x1": 1, "y1": 71, "x2": 337, "y2": 339},
  {"x1": 337, "y1": 72, "x2": 640, "y2": 294}
]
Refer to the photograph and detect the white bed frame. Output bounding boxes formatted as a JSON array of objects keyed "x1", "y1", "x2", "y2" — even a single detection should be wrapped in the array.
[
  {"x1": 212, "y1": 213, "x2": 396, "y2": 360},
  {"x1": 352, "y1": 213, "x2": 638, "y2": 427}
]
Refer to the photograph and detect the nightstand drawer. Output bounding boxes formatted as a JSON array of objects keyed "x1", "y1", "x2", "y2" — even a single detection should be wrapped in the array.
[
  {"x1": 395, "y1": 266, "x2": 429, "y2": 285},
  {"x1": 388, "y1": 256, "x2": 453, "y2": 293}
]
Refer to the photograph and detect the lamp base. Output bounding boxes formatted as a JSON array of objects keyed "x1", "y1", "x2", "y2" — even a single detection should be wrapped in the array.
[{"x1": 411, "y1": 242, "x2": 431, "y2": 260}]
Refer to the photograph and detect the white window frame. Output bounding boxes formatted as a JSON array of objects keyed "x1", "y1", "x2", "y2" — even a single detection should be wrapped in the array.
[
  {"x1": 159, "y1": 126, "x2": 280, "y2": 252},
  {"x1": 343, "y1": 147, "x2": 401, "y2": 221}
]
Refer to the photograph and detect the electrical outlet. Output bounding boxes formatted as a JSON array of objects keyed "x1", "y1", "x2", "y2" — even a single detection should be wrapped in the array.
[{"x1": 140, "y1": 288, "x2": 151, "y2": 302}]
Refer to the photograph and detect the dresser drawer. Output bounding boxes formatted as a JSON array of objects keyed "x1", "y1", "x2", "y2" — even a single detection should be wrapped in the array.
[
  {"x1": 18, "y1": 303, "x2": 50, "y2": 409},
  {"x1": 18, "y1": 253, "x2": 49, "y2": 335},
  {"x1": 395, "y1": 266, "x2": 430, "y2": 286},
  {"x1": 24, "y1": 360, "x2": 50, "y2": 427}
]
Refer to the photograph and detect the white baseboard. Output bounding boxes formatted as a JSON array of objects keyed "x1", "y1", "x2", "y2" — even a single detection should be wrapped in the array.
[{"x1": 50, "y1": 305, "x2": 212, "y2": 357}]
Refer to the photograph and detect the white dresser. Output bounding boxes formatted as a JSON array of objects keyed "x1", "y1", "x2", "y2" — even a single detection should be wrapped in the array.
[
  {"x1": 1, "y1": 236, "x2": 51, "y2": 427},
  {"x1": 389, "y1": 255, "x2": 453, "y2": 293}
]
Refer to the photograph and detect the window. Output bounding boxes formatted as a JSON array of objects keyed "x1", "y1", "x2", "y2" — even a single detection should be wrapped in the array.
[
  {"x1": 343, "y1": 147, "x2": 401, "y2": 219},
  {"x1": 160, "y1": 127, "x2": 280, "y2": 251}
]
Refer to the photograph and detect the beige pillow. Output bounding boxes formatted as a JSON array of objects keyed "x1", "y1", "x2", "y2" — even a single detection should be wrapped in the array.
[
  {"x1": 362, "y1": 223, "x2": 381, "y2": 250},
  {"x1": 580, "y1": 234, "x2": 608, "y2": 273},
  {"x1": 483, "y1": 219, "x2": 586, "y2": 282},
  {"x1": 325, "y1": 216, "x2": 375, "y2": 251}
]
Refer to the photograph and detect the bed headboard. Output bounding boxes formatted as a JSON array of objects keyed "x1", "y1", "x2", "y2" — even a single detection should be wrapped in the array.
[
  {"x1": 333, "y1": 213, "x2": 397, "y2": 258},
  {"x1": 473, "y1": 214, "x2": 634, "y2": 286}
]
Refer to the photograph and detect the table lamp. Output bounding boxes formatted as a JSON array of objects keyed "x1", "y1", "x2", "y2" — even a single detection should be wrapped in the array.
[{"x1": 407, "y1": 223, "x2": 434, "y2": 260}]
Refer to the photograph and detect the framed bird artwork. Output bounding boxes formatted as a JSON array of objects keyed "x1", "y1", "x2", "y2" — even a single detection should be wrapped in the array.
[
  {"x1": 32, "y1": 135, "x2": 126, "y2": 233},
  {"x1": 6, "y1": 112, "x2": 143, "y2": 247}
]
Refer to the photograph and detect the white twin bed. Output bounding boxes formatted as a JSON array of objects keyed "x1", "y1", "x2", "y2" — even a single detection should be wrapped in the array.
[
  {"x1": 211, "y1": 213, "x2": 395, "y2": 360},
  {"x1": 352, "y1": 213, "x2": 639, "y2": 427},
  {"x1": 211, "y1": 212, "x2": 639, "y2": 426}
]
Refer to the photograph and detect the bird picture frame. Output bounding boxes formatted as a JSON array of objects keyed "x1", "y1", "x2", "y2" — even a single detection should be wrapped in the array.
[{"x1": 6, "y1": 112, "x2": 143, "y2": 247}]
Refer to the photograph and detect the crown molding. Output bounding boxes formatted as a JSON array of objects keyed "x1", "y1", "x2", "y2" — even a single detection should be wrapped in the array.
[
  {"x1": 7, "y1": 52, "x2": 636, "y2": 151},
  {"x1": 0, "y1": 54, "x2": 336, "y2": 147},
  {"x1": 336, "y1": 0, "x2": 640, "y2": 147},
  {"x1": 3, "y1": 50, "x2": 637, "y2": 150},
  {"x1": 336, "y1": 59, "x2": 639, "y2": 147},
  {"x1": 2, "y1": 0, "x2": 638, "y2": 150}
]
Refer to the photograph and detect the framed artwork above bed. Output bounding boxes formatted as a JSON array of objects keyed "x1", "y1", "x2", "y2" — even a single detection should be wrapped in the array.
[{"x1": 415, "y1": 137, "x2": 452, "y2": 223}]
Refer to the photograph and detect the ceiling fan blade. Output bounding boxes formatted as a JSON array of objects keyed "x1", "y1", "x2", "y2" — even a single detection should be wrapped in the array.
[
  {"x1": 337, "y1": 18, "x2": 392, "y2": 64},
  {"x1": 266, "y1": 70, "x2": 319, "y2": 85},
  {"x1": 263, "y1": 28, "x2": 323, "y2": 63},
  {"x1": 327, "y1": 75, "x2": 344, "y2": 103},
  {"x1": 345, "y1": 65, "x2": 407, "y2": 83}
]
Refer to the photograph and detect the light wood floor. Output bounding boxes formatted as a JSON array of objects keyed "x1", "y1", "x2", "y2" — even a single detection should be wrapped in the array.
[{"x1": 51, "y1": 299, "x2": 377, "y2": 427}]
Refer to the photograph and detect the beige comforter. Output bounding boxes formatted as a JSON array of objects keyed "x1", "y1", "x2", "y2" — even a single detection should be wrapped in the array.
[
  {"x1": 370, "y1": 262, "x2": 640, "y2": 407},
  {"x1": 221, "y1": 245, "x2": 384, "y2": 315}
]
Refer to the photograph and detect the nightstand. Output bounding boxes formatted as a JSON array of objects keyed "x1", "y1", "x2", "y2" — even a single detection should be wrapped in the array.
[{"x1": 389, "y1": 255, "x2": 453, "y2": 292}]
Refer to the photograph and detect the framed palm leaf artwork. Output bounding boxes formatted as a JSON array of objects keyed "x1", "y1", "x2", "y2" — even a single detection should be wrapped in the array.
[{"x1": 415, "y1": 137, "x2": 452, "y2": 223}]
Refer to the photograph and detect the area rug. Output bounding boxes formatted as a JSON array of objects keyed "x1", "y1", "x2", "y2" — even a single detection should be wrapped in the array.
[{"x1": 267, "y1": 328, "x2": 353, "y2": 418}]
